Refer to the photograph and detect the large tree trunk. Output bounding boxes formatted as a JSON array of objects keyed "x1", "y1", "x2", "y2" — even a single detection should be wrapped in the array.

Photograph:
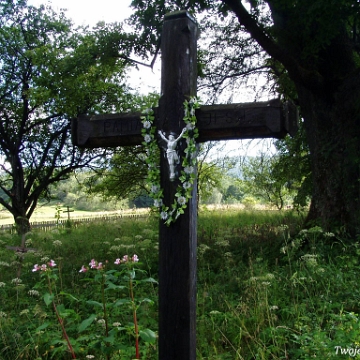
[
  {"x1": 296, "y1": 73, "x2": 360, "y2": 234},
  {"x1": 14, "y1": 215, "x2": 31, "y2": 235}
]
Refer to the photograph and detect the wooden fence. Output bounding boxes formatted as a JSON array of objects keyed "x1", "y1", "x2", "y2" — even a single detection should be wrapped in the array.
[{"x1": 0, "y1": 212, "x2": 149, "y2": 233}]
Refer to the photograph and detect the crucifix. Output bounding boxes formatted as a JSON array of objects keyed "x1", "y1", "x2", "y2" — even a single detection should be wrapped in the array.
[
  {"x1": 72, "y1": 10, "x2": 297, "y2": 360},
  {"x1": 63, "y1": 206, "x2": 74, "y2": 222}
]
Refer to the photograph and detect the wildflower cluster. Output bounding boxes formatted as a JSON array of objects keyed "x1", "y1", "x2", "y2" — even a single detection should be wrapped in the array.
[
  {"x1": 79, "y1": 254, "x2": 139, "y2": 273},
  {"x1": 114, "y1": 254, "x2": 139, "y2": 264},
  {"x1": 32, "y1": 259, "x2": 56, "y2": 272},
  {"x1": 141, "y1": 97, "x2": 200, "y2": 226}
]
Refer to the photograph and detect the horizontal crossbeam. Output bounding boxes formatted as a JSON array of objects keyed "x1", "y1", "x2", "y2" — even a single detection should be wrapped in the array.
[{"x1": 72, "y1": 99, "x2": 298, "y2": 148}]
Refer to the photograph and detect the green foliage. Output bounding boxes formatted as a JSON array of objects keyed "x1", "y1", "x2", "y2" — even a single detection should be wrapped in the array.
[
  {"x1": 141, "y1": 96, "x2": 200, "y2": 225},
  {"x1": 128, "y1": 0, "x2": 360, "y2": 234},
  {"x1": 49, "y1": 171, "x2": 127, "y2": 211},
  {"x1": 0, "y1": 0, "x2": 135, "y2": 230},
  {"x1": 242, "y1": 153, "x2": 297, "y2": 209},
  {"x1": 274, "y1": 123, "x2": 312, "y2": 210},
  {"x1": 197, "y1": 142, "x2": 231, "y2": 204},
  {"x1": 88, "y1": 147, "x2": 150, "y2": 202},
  {"x1": 0, "y1": 217, "x2": 159, "y2": 359},
  {"x1": 87, "y1": 93, "x2": 159, "y2": 205},
  {"x1": 1, "y1": 210, "x2": 360, "y2": 359}
]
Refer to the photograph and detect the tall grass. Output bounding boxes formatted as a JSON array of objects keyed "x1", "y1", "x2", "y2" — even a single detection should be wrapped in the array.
[{"x1": 0, "y1": 210, "x2": 359, "y2": 359}]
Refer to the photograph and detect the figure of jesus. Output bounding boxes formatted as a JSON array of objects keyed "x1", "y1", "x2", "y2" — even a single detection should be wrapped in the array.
[{"x1": 158, "y1": 128, "x2": 186, "y2": 181}]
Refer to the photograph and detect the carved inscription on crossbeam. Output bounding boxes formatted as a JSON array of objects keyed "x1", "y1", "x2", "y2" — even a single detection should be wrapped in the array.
[{"x1": 72, "y1": 99, "x2": 297, "y2": 148}]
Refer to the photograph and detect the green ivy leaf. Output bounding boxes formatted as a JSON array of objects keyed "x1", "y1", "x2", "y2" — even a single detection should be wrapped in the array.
[
  {"x1": 78, "y1": 314, "x2": 97, "y2": 332},
  {"x1": 43, "y1": 292, "x2": 54, "y2": 306},
  {"x1": 86, "y1": 300, "x2": 103, "y2": 308},
  {"x1": 139, "y1": 329, "x2": 157, "y2": 343},
  {"x1": 36, "y1": 322, "x2": 50, "y2": 331}
]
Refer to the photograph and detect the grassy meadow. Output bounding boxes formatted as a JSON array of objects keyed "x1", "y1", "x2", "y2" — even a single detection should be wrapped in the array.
[{"x1": 0, "y1": 209, "x2": 359, "y2": 359}]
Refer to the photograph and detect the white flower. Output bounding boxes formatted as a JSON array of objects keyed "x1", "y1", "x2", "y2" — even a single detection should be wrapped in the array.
[
  {"x1": 144, "y1": 134, "x2": 152, "y2": 143},
  {"x1": 184, "y1": 166, "x2": 194, "y2": 174},
  {"x1": 324, "y1": 232, "x2": 335, "y2": 237},
  {"x1": 151, "y1": 185, "x2": 159, "y2": 193},
  {"x1": 161, "y1": 211, "x2": 168, "y2": 220},
  {"x1": 154, "y1": 199, "x2": 163, "y2": 207},
  {"x1": 143, "y1": 120, "x2": 152, "y2": 129},
  {"x1": 53, "y1": 240, "x2": 62, "y2": 247},
  {"x1": 0, "y1": 282, "x2": 5, "y2": 287},
  {"x1": 110, "y1": 245, "x2": 121, "y2": 252},
  {"x1": 28, "y1": 289, "x2": 40, "y2": 297},
  {"x1": 183, "y1": 181, "x2": 192, "y2": 189},
  {"x1": 186, "y1": 122, "x2": 195, "y2": 130},
  {"x1": 177, "y1": 196, "x2": 187, "y2": 206},
  {"x1": 97, "y1": 319, "x2": 106, "y2": 326},
  {"x1": 137, "y1": 153, "x2": 147, "y2": 161},
  {"x1": 25, "y1": 239, "x2": 32, "y2": 247},
  {"x1": 265, "y1": 273, "x2": 275, "y2": 280}
]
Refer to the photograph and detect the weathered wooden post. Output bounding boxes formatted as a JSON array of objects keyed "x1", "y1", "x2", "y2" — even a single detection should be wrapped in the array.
[{"x1": 157, "y1": 11, "x2": 198, "y2": 360}]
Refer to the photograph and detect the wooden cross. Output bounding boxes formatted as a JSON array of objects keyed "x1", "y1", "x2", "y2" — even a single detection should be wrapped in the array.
[
  {"x1": 63, "y1": 206, "x2": 74, "y2": 222},
  {"x1": 72, "y1": 11, "x2": 297, "y2": 360}
]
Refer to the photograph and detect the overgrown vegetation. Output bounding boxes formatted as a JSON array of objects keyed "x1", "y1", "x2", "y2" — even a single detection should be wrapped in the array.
[{"x1": 0, "y1": 209, "x2": 359, "y2": 359}]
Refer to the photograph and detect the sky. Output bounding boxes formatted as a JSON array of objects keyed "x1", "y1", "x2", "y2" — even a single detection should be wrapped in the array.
[
  {"x1": 27, "y1": 0, "x2": 276, "y2": 157},
  {"x1": 28, "y1": 0, "x2": 134, "y2": 26},
  {"x1": 28, "y1": 0, "x2": 161, "y2": 93}
]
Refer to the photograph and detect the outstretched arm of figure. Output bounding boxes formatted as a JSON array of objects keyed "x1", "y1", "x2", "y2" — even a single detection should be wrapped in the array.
[
  {"x1": 158, "y1": 130, "x2": 167, "y2": 142},
  {"x1": 175, "y1": 127, "x2": 187, "y2": 142}
]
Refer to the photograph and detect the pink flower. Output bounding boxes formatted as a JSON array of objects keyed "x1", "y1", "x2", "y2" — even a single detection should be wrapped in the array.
[
  {"x1": 41, "y1": 264, "x2": 47, "y2": 271},
  {"x1": 114, "y1": 255, "x2": 139, "y2": 264},
  {"x1": 89, "y1": 259, "x2": 97, "y2": 269},
  {"x1": 96, "y1": 262, "x2": 103, "y2": 270},
  {"x1": 79, "y1": 265, "x2": 88, "y2": 273},
  {"x1": 48, "y1": 260, "x2": 56, "y2": 267},
  {"x1": 32, "y1": 264, "x2": 40, "y2": 272}
]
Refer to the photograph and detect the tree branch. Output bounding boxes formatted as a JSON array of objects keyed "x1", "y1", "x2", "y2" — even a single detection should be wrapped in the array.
[{"x1": 222, "y1": 0, "x2": 323, "y2": 89}]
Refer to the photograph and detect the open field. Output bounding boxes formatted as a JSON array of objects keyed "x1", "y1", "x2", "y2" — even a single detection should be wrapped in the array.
[
  {"x1": 0, "y1": 209, "x2": 359, "y2": 359},
  {"x1": 0, "y1": 205, "x2": 149, "y2": 226}
]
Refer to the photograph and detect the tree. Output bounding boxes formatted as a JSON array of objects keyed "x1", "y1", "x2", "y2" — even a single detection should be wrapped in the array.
[
  {"x1": 273, "y1": 122, "x2": 312, "y2": 211},
  {"x1": 129, "y1": 0, "x2": 360, "y2": 234},
  {"x1": 197, "y1": 141, "x2": 232, "y2": 204},
  {"x1": 242, "y1": 153, "x2": 295, "y2": 209},
  {"x1": 0, "y1": 1, "x2": 133, "y2": 232},
  {"x1": 88, "y1": 146, "x2": 150, "y2": 202},
  {"x1": 223, "y1": 183, "x2": 244, "y2": 203},
  {"x1": 90, "y1": 139, "x2": 230, "y2": 206}
]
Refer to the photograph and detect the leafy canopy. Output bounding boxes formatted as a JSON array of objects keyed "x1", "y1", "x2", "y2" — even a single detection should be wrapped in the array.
[{"x1": 0, "y1": 0, "x2": 135, "y2": 227}]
